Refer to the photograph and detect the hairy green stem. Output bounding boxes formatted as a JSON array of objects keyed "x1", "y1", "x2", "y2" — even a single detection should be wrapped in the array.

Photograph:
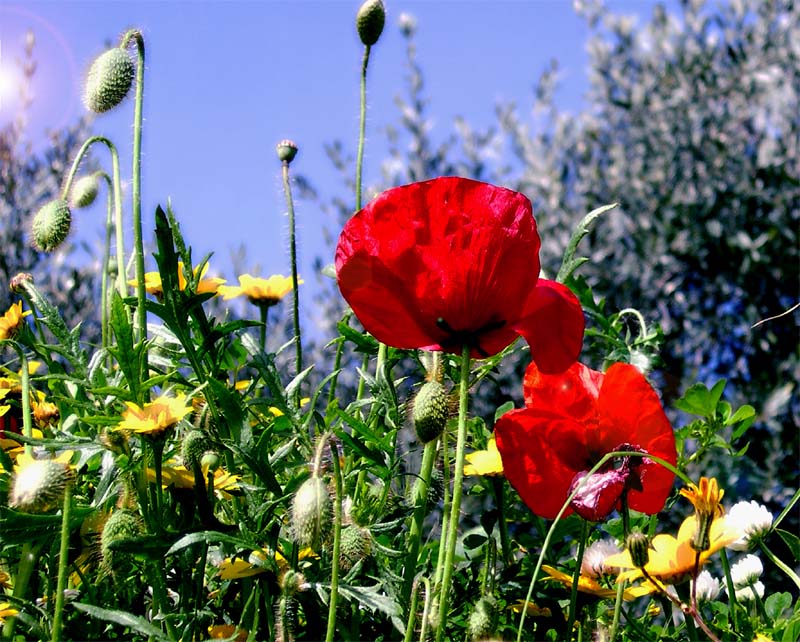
[
  {"x1": 0, "y1": 341, "x2": 34, "y2": 456},
  {"x1": 281, "y1": 161, "x2": 303, "y2": 389},
  {"x1": 51, "y1": 483, "x2": 72, "y2": 642},
  {"x1": 566, "y1": 520, "x2": 590, "y2": 637},
  {"x1": 401, "y1": 439, "x2": 438, "y2": 611},
  {"x1": 355, "y1": 44, "x2": 371, "y2": 212},
  {"x1": 608, "y1": 580, "x2": 626, "y2": 642},
  {"x1": 434, "y1": 344, "x2": 471, "y2": 641},
  {"x1": 325, "y1": 438, "x2": 343, "y2": 642}
]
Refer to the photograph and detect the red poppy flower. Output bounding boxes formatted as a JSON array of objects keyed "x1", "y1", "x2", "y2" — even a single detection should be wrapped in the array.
[
  {"x1": 494, "y1": 361, "x2": 677, "y2": 521},
  {"x1": 335, "y1": 177, "x2": 584, "y2": 371}
]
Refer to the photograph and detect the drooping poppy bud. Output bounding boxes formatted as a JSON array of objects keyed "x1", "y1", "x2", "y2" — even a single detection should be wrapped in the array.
[
  {"x1": 31, "y1": 199, "x2": 72, "y2": 252},
  {"x1": 84, "y1": 47, "x2": 135, "y2": 113},
  {"x1": 356, "y1": 0, "x2": 386, "y2": 46}
]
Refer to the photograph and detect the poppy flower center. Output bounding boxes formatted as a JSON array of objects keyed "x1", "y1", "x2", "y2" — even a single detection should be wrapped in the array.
[{"x1": 435, "y1": 316, "x2": 506, "y2": 357}]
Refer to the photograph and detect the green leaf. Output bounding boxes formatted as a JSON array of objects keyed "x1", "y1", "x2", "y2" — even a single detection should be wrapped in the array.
[
  {"x1": 556, "y1": 203, "x2": 617, "y2": 283},
  {"x1": 72, "y1": 603, "x2": 171, "y2": 641},
  {"x1": 782, "y1": 614, "x2": 800, "y2": 642},
  {"x1": 108, "y1": 291, "x2": 142, "y2": 401},
  {"x1": 166, "y1": 530, "x2": 255, "y2": 557},
  {"x1": 675, "y1": 382, "x2": 716, "y2": 418},
  {"x1": 494, "y1": 400, "x2": 515, "y2": 423},
  {"x1": 765, "y1": 591, "x2": 792, "y2": 622},
  {"x1": 777, "y1": 528, "x2": 800, "y2": 561},
  {"x1": 337, "y1": 321, "x2": 379, "y2": 353}
]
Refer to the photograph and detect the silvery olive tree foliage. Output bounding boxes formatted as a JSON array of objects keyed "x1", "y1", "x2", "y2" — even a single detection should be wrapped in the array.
[
  {"x1": 0, "y1": 36, "x2": 102, "y2": 344},
  {"x1": 311, "y1": 0, "x2": 798, "y2": 504}
]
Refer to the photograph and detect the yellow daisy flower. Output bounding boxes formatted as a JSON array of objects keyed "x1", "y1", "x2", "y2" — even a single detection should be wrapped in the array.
[
  {"x1": 207, "y1": 624, "x2": 248, "y2": 641},
  {"x1": 133, "y1": 263, "x2": 225, "y2": 298},
  {"x1": 0, "y1": 302, "x2": 31, "y2": 341},
  {"x1": 147, "y1": 459, "x2": 240, "y2": 497},
  {"x1": 606, "y1": 513, "x2": 742, "y2": 585},
  {"x1": 216, "y1": 546, "x2": 316, "y2": 580},
  {"x1": 464, "y1": 435, "x2": 504, "y2": 476},
  {"x1": 0, "y1": 602, "x2": 19, "y2": 624},
  {"x1": 680, "y1": 476, "x2": 725, "y2": 551},
  {"x1": 541, "y1": 565, "x2": 654, "y2": 600},
  {"x1": 217, "y1": 274, "x2": 300, "y2": 306},
  {"x1": 115, "y1": 393, "x2": 191, "y2": 436}
]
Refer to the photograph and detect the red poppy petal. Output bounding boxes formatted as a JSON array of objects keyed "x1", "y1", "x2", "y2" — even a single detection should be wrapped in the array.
[
  {"x1": 522, "y1": 360, "x2": 603, "y2": 422},
  {"x1": 495, "y1": 408, "x2": 587, "y2": 519},
  {"x1": 596, "y1": 363, "x2": 677, "y2": 514},
  {"x1": 336, "y1": 177, "x2": 543, "y2": 357},
  {"x1": 514, "y1": 280, "x2": 584, "y2": 374}
]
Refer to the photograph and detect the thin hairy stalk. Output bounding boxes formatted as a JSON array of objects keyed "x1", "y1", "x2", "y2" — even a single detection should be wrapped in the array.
[
  {"x1": 0, "y1": 341, "x2": 34, "y2": 456},
  {"x1": 434, "y1": 344, "x2": 471, "y2": 641},
  {"x1": 355, "y1": 44, "x2": 371, "y2": 212},
  {"x1": 100, "y1": 173, "x2": 113, "y2": 349},
  {"x1": 325, "y1": 439, "x2": 344, "y2": 642},
  {"x1": 1, "y1": 541, "x2": 45, "y2": 640},
  {"x1": 51, "y1": 483, "x2": 73, "y2": 642},
  {"x1": 281, "y1": 161, "x2": 303, "y2": 387},
  {"x1": 122, "y1": 29, "x2": 147, "y2": 383},
  {"x1": 566, "y1": 520, "x2": 590, "y2": 637},
  {"x1": 401, "y1": 439, "x2": 438, "y2": 611},
  {"x1": 608, "y1": 580, "x2": 627, "y2": 642},
  {"x1": 403, "y1": 580, "x2": 421, "y2": 642}
]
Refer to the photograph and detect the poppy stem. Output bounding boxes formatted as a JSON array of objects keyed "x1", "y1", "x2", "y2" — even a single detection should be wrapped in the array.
[
  {"x1": 281, "y1": 161, "x2": 303, "y2": 391},
  {"x1": 51, "y1": 482, "x2": 72, "y2": 642},
  {"x1": 566, "y1": 519, "x2": 590, "y2": 637},
  {"x1": 607, "y1": 580, "x2": 626, "y2": 642},
  {"x1": 324, "y1": 437, "x2": 343, "y2": 642},
  {"x1": 434, "y1": 344, "x2": 471, "y2": 642},
  {"x1": 355, "y1": 44, "x2": 371, "y2": 212}
]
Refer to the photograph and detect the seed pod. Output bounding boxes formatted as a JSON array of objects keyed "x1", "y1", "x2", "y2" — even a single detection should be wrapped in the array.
[
  {"x1": 338, "y1": 525, "x2": 372, "y2": 572},
  {"x1": 9, "y1": 458, "x2": 74, "y2": 513},
  {"x1": 276, "y1": 139, "x2": 298, "y2": 164},
  {"x1": 31, "y1": 199, "x2": 72, "y2": 252},
  {"x1": 291, "y1": 477, "x2": 331, "y2": 550},
  {"x1": 84, "y1": 47, "x2": 135, "y2": 113},
  {"x1": 356, "y1": 0, "x2": 386, "y2": 46},
  {"x1": 468, "y1": 595, "x2": 498, "y2": 641},
  {"x1": 181, "y1": 429, "x2": 210, "y2": 469},
  {"x1": 70, "y1": 174, "x2": 100, "y2": 208},
  {"x1": 412, "y1": 380, "x2": 450, "y2": 443}
]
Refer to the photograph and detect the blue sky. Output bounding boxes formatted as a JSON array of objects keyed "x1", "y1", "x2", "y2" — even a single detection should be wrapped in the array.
[{"x1": 0, "y1": 0, "x2": 662, "y2": 320}]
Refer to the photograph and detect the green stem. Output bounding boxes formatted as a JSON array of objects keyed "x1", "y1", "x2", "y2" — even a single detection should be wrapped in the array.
[
  {"x1": 401, "y1": 439, "x2": 438, "y2": 612},
  {"x1": 150, "y1": 437, "x2": 165, "y2": 534},
  {"x1": 491, "y1": 476, "x2": 512, "y2": 568},
  {"x1": 100, "y1": 173, "x2": 113, "y2": 350},
  {"x1": 2, "y1": 541, "x2": 45, "y2": 640},
  {"x1": 418, "y1": 577, "x2": 432, "y2": 642},
  {"x1": 123, "y1": 29, "x2": 147, "y2": 387},
  {"x1": 0, "y1": 341, "x2": 33, "y2": 457},
  {"x1": 434, "y1": 345, "x2": 471, "y2": 642},
  {"x1": 433, "y1": 425, "x2": 451, "y2": 593},
  {"x1": 566, "y1": 520, "x2": 590, "y2": 637},
  {"x1": 355, "y1": 44, "x2": 371, "y2": 212},
  {"x1": 259, "y1": 304, "x2": 268, "y2": 354},
  {"x1": 325, "y1": 438, "x2": 343, "y2": 642},
  {"x1": 719, "y1": 548, "x2": 739, "y2": 634},
  {"x1": 51, "y1": 483, "x2": 72, "y2": 642},
  {"x1": 761, "y1": 541, "x2": 800, "y2": 589},
  {"x1": 403, "y1": 580, "x2": 421, "y2": 642},
  {"x1": 608, "y1": 580, "x2": 626, "y2": 642},
  {"x1": 281, "y1": 161, "x2": 303, "y2": 389}
]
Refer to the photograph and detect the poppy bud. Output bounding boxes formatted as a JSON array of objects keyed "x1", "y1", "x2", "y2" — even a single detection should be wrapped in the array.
[
  {"x1": 181, "y1": 429, "x2": 210, "y2": 469},
  {"x1": 626, "y1": 532, "x2": 651, "y2": 569},
  {"x1": 9, "y1": 458, "x2": 74, "y2": 513},
  {"x1": 84, "y1": 47, "x2": 135, "y2": 113},
  {"x1": 291, "y1": 476, "x2": 332, "y2": 550},
  {"x1": 276, "y1": 570, "x2": 303, "y2": 641},
  {"x1": 101, "y1": 508, "x2": 143, "y2": 577},
  {"x1": 338, "y1": 525, "x2": 372, "y2": 571},
  {"x1": 9, "y1": 273, "x2": 33, "y2": 294},
  {"x1": 276, "y1": 139, "x2": 298, "y2": 164},
  {"x1": 412, "y1": 380, "x2": 450, "y2": 444},
  {"x1": 468, "y1": 595, "x2": 498, "y2": 641},
  {"x1": 31, "y1": 199, "x2": 72, "y2": 252},
  {"x1": 356, "y1": 0, "x2": 386, "y2": 46},
  {"x1": 70, "y1": 174, "x2": 100, "y2": 208}
]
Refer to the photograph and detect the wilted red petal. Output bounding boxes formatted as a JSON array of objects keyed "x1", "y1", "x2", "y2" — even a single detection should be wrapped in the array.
[
  {"x1": 514, "y1": 280, "x2": 585, "y2": 374},
  {"x1": 336, "y1": 177, "x2": 584, "y2": 358},
  {"x1": 496, "y1": 361, "x2": 676, "y2": 520}
]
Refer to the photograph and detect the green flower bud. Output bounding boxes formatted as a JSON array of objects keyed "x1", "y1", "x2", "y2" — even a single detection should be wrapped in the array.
[
  {"x1": 468, "y1": 595, "x2": 498, "y2": 641},
  {"x1": 9, "y1": 458, "x2": 74, "y2": 513},
  {"x1": 626, "y1": 531, "x2": 651, "y2": 569},
  {"x1": 181, "y1": 429, "x2": 210, "y2": 469},
  {"x1": 84, "y1": 47, "x2": 135, "y2": 113},
  {"x1": 276, "y1": 139, "x2": 298, "y2": 164},
  {"x1": 31, "y1": 199, "x2": 72, "y2": 252},
  {"x1": 356, "y1": 0, "x2": 386, "y2": 46},
  {"x1": 101, "y1": 508, "x2": 144, "y2": 578},
  {"x1": 70, "y1": 174, "x2": 100, "y2": 208},
  {"x1": 291, "y1": 476, "x2": 332, "y2": 550},
  {"x1": 338, "y1": 525, "x2": 372, "y2": 571},
  {"x1": 412, "y1": 380, "x2": 450, "y2": 444}
]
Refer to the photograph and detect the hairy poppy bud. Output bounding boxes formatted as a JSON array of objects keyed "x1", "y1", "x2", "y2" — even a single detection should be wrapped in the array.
[
  {"x1": 71, "y1": 174, "x2": 100, "y2": 208},
  {"x1": 101, "y1": 508, "x2": 143, "y2": 577},
  {"x1": 31, "y1": 199, "x2": 72, "y2": 252},
  {"x1": 10, "y1": 458, "x2": 74, "y2": 513},
  {"x1": 468, "y1": 595, "x2": 498, "y2": 641},
  {"x1": 181, "y1": 429, "x2": 210, "y2": 469},
  {"x1": 356, "y1": 0, "x2": 386, "y2": 46},
  {"x1": 338, "y1": 525, "x2": 372, "y2": 571},
  {"x1": 626, "y1": 532, "x2": 651, "y2": 569},
  {"x1": 412, "y1": 380, "x2": 449, "y2": 443},
  {"x1": 291, "y1": 476, "x2": 332, "y2": 550},
  {"x1": 276, "y1": 139, "x2": 298, "y2": 164},
  {"x1": 84, "y1": 47, "x2": 135, "y2": 113}
]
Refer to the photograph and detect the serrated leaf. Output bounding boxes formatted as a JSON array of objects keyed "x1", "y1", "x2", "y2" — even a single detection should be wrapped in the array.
[
  {"x1": 72, "y1": 603, "x2": 171, "y2": 641},
  {"x1": 556, "y1": 203, "x2": 617, "y2": 283},
  {"x1": 166, "y1": 530, "x2": 254, "y2": 557},
  {"x1": 337, "y1": 321, "x2": 379, "y2": 353}
]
